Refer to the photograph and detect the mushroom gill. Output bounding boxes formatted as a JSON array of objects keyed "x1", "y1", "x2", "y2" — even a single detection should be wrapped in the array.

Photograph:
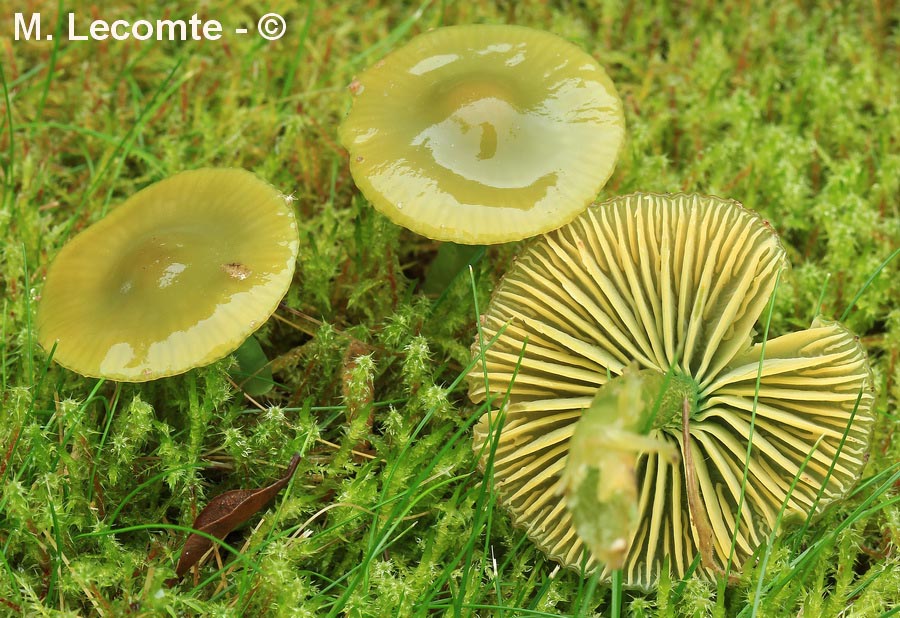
[{"x1": 468, "y1": 192, "x2": 875, "y2": 588}]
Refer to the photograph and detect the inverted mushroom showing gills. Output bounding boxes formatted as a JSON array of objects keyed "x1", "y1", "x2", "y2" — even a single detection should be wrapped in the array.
[
  {"x1": 339, "y1": 25, "x2": 625, "y2": 244},
  {"x1": 37, "y1": 168, "x2": 299, "y2": 381},
  {"x1": 468, "y1": 193, "x2": 875, "y2": 588}
]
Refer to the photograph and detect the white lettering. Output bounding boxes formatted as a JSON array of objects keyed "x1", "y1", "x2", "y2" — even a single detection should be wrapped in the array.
[
  {"x1": 110, "y1": 19, "x2": 129, "y2": 40},
  {"x1": 188, "y1": 14, "x2": 202, "y2": 40},
  {"x1": 14, "y1": 13, "x2": 41, "y2": 41},
  {"x1": 89, "y1": 19, "x2": 109, "y2": 40},
  {"x1": 203, "y1": 20, "x2": 222, "y2": 40},
  {"x1": 157, "y1": 19, "x2": 185, "y2": 41},
  {"x1": 131, "y1": 20, "x2": 153, "y2": 41},
  {"x1": 60, "y1": 12, "x2": 229, "y2": 42},
  {"x1": 68, "y1": 12, "x2": 87, "y2": 41}
]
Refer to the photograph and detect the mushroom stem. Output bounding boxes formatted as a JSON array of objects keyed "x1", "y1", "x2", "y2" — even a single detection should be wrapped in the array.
[
  {"x1": 229, "y1": 335, "x2": 274, "y2": 397},
  {"x1": 682, "y1": 397, "x2": 739, "y2": 584},
  {"x1": 422, "y1": 242, "x2": 485, "y2": 296}
]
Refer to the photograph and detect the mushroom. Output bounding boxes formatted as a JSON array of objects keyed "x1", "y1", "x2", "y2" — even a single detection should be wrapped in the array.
[
  {"x1": 338, "y1": 24, "x2": 625, "y2": 244},
  {"x1": 468, "y1": 192, "x2": 875, "y2": 588},
  {"x1": 37, "y1": 168, "x2": 299, "y2": 382}
]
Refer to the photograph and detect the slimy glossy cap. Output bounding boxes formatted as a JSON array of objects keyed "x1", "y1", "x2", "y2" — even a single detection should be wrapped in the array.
[
  {"x1": 339, "y1": 24, "x2": 625, "y2": 244},
  {"x1": 469, "y1": 193, "x2": 875, "y2": 587},
  {"x1": 37, "y1": 168, "x2": 299, "y2": 381}
]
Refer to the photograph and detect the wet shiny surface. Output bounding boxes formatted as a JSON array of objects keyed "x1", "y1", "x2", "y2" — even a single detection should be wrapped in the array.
[
  {"x1": 339, "y1": 25, "x2": 625, "y2": 244},
  {"x1": 37, "y1": 169, "x2": 299, "y2": 381}
]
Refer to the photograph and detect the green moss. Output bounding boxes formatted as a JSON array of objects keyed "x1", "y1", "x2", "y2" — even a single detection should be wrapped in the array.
[{"x1": 648, "y1": 372, "x2": 700, "y2": 433}]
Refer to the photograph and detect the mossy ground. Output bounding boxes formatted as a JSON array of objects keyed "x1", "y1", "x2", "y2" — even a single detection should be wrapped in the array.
[{"x1": 1, "y1": 1, "x2": 898, "y2": 616}]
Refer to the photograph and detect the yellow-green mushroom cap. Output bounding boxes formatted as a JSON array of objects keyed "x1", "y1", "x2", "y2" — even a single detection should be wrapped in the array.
[
  {"x1": 37, "y1": 168, "x2": 299, "y2": 382},
  {"x1": 469, "y1": 193, "x2": 875, "y2": 588},
  {"x1": 339, "y1": 24, "x2": 625, "y2": 244}
]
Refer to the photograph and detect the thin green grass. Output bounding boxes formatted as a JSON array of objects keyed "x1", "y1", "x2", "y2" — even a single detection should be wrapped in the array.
[
  {"x1": 841, "y1": 247, "x2": 900, "y2": 322},
  {"x1": 749, "y1": 434, "x2": 826, "y2": 616},
  {"x1": 0, "y1": 58, "x2": 15, "y2": 221},
  {"x1": 723, "y1": 271, "x2": 782, "y2": 585},
  {"x1": 455, "y1": 264, "x2": 513, "y2": 617}
]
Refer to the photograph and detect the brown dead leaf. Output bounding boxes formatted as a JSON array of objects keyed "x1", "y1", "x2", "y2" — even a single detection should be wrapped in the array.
[{"x1": 171, "y1": 453, "x2": 301, "y2": 581}]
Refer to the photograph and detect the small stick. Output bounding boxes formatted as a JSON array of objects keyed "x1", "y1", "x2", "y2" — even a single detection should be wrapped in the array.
[{"x1": 682, "y1": 397, "x2": 738, "y2": 583}]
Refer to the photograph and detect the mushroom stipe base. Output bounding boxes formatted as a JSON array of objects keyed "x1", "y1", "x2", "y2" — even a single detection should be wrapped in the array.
[{"x1": 643, "y1": 370, "x2": 701, "y2": 434}]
